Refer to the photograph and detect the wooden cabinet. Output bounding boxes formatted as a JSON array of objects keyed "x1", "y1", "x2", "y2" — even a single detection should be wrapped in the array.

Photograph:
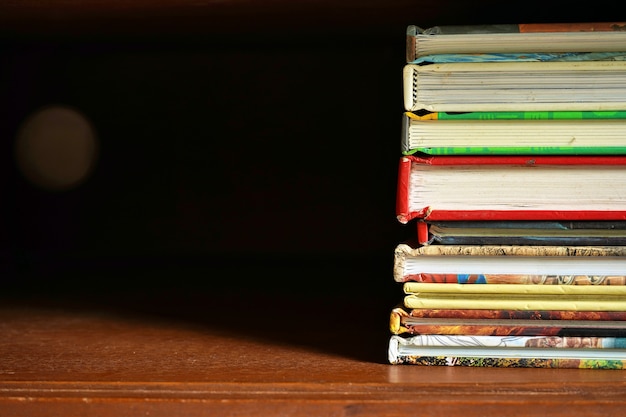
[{"x1": 1, "y1": 1, "x2": 625, "y2": 415}]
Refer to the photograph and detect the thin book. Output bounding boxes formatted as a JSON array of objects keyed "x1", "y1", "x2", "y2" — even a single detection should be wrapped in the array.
[{"x1": 388, "y1": 334, "x2": 626, "y2": 369}]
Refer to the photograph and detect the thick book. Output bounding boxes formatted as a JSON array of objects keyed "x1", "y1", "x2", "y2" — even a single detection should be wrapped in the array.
[
  {"x1": 388, "y1": 335, "x2": 626, "y2": 369},
  {"x1": 416, "y1": 220, "x2": 626, "y2": 246},
  {"x1": 395, "y1": 155, "x2": 626, "y2": 223},
  {"x1": 403, "y1": 283, "x2": 626, "y2": 311},
  {"x1": 401, "y1": 111, "x2": 626, "y2": 155},
  {"x1": 403, "y1": 61, "x2": 626, "y2": 112},
  {"x1": 406, "y1": 22, "x2": 626, "y2": 62},
  {"x1": 390, "y1": 307, "x2": 626, "y2": 336}
]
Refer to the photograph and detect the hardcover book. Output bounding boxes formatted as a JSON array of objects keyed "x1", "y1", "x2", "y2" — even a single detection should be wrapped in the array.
[
  {"x1": 395, "y1": 154, "x2": 626, "y2": 223},
  {"x1": 403, "y1": 283, "x2": 626, "y2": 311},
  {"x1": 403, "y1": 61, "x2": 626, "y2": 112},
  {"x1": 393, "y1": 243, "x2": 626, "y2": 284},
  {"x1": 415, "y1": 220, "x2": 626, "y2": 246},
  {"x1": 388, "y1": 335, "x2": 626, "y2": 369},
  {"x1": 406, "y1": 22, "x2": 626, "y2": 63},
  {"x1": 390, "y1": 307, "x2": 626, "y2": 336},
  {"x1": 401, "y1": 111, "x2": 626, "y2": 155}
]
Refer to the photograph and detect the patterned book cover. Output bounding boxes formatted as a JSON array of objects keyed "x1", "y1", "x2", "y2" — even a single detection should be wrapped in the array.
[
  {"x1": 388, "y1": 335, "x2": 626, "y2": 369},
  {"x1": 390, "y1": 307, "x2": 626, "y2": 336},
  {"x1": 394, "y1": 243, "x2": 626, "y2": 282}
]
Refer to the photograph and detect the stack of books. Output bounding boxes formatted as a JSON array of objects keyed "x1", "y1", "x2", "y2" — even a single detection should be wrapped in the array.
[{"x1": 388, "y1": 21, "x2": 626, "y2": 369}]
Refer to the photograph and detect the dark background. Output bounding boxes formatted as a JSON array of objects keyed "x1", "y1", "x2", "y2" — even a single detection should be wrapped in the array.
[{"x1": 0, "y1": 1, "x2": 621, "y2": 302}]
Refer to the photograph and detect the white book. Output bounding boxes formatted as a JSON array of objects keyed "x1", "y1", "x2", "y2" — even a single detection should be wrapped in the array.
[{"x1": 403, "y1": 61, "x2": 626, "y2": 112}]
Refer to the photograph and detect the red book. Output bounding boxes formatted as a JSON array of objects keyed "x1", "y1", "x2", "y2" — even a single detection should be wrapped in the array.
[{"x1": 396, "y1": 154, "x2": 626, "y2": 223}]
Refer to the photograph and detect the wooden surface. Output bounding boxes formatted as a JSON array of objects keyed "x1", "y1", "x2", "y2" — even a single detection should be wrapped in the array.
[{"x1": 2, "y1": 267, "x2": 626, "y2": 417}]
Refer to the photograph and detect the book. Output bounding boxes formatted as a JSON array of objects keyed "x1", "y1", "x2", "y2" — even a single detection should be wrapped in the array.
[
  {"x1": 393, "y1": 243, "x2": 626, "y2": 284},
  {"x1": 406, "y1": 22, "x2": 626, "y2": 62},
  {"x1": 395, "y1": 154, "x2": 626, "y2": 223},
  {"x1": 403, "y1": 61, "x2": 626, "y2": 112},
  {"x1": 389, "y1": 307, "x2": 626, "y2": 336},
  {"x1": 416, "y1": 220, "x2": 626, "y2": 246},
  {"x1": 388, "y1": 331, "x2": 626, "y2": 347},
  {"x1": 401, "y1": 111, "x2": 626, "y2": 155},
  {"x1": 403, "y1": 286, "x2": 626, "y2": 312},
  {"x1": 389, "y1": 305, "x2": 626, "y2": 330},
  {"x1": 388, "y1": 335, "x2": 626, "y2": 369},
  {"x1": 410, "y1": 52, "x2": 626, "y2": 64},
  {"x1": 392, "y1": 307, "x2": 626, "y2": 321}
]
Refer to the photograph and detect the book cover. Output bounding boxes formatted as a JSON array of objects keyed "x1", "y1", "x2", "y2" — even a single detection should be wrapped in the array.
[
  {"x1": 395, "y1": 155, "x2": 626, "y2": 223},
  {"x1": 401, "y1": 111, "x2": 626, "y2": 155},
  {"x1": 410, "y1": 52, "x2": 626, "y2": 64},
  {"x1": 403, "y1": 61, "x2": 626, "y2": 112},
  {"x1": 403, "y1": 294, "x2": 626, "y2": 311},
  {"x1": 416, "y1": 220, "x2": 626, "y2": 246},
  {"x1": 388, "y1": 335, "x2": 626, "y2": 369},
  {"x1": 390, "y1": 307, "x2": 626, "y2": 336},
  {"x1": 388, "y1": 329, "x2": 626, "y2": 347},
  {"x1": 403, "y1": 282, "x2": 626, "y2": 295},
  {"x1": 402, "y1": 282, "x2": 626, "y2": 310},
  {"x1": 407, "y1": 22, "x2": 626, "y2": 62},
  {"x1": 390, "y1": 307, "x2": 626, "y2": 321}
]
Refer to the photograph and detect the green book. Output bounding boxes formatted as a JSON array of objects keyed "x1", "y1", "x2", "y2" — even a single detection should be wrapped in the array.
[{"x1": 401, "y1": 111, "x2": 626, "y2": 155}]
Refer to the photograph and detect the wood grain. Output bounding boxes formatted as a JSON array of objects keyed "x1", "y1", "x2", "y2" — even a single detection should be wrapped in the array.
[{"x1": 1, "y1": 289, "x2": 626, "y2": 417}]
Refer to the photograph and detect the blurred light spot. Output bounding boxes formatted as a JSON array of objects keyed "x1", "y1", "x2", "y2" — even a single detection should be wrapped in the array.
[{"x1": 15, "y1": 105, "x2": 99, "y2": 191}]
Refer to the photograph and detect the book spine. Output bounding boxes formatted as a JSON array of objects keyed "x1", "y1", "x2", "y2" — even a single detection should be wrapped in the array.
[
  {"x1": 416, "y1": 221, "x2": 430, "y2": 245},
  {"x1": 396, "y1": 157, "x2": 414, "y2": 224}
]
